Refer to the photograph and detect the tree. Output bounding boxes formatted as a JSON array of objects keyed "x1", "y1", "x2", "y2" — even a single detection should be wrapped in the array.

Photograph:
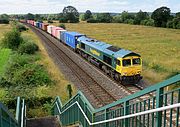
[
  {"x1": 134, "y1": 10, "x2": 149, "y2": 24},
  {"x1": 121, "y1": 11, "x2": 135, "y2": 23},
  {"x1": 62, "y1": 6, "x2": 79, "y2": 23},
  {"x1": 0, "y1": 14, "x2": 9, "y2": 24},
  {"x1": 176, "y1": 12, "x2": 180, "y2": 18},
  {"x1": 2, "y1": 29, "x2": 23, "y2": 50},
  {"x1": 84, "y1": 10, "x2": 92, "y2": 20},
  {"x1": 34, "y1": 14, "x2": 41, "y2": 21},
  {"x1": 151, "y1": 6, "x2": 171, "y2": 27},
  {"x1": 25, "y1": 13, "x2": 34, "y2": 20},
  {"x1": 96, "y1": 13, "x2": 112, "y2": 23}
]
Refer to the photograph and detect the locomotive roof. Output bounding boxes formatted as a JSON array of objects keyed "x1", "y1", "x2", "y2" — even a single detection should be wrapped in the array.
[{"x1": 78, "y1": 36, "x2": 140, "y2": 58}]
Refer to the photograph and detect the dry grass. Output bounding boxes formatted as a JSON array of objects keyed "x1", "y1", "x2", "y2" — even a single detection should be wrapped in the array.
[
  {"x1": 51, "y1": 22, "x2": 180, "y2": 83},
  {"x1": 0, "y1": 24, "x2": 11, "y2": 40},
  {"x1": 21, "y1": 28, "x2": 77, "y2": 103}
]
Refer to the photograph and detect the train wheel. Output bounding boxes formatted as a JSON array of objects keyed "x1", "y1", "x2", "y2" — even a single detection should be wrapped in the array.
[
  {"x1": 110, "y1": 70, "x2": 114, "y2": 79},
  {"x1": 115, "y1": 73, "x2": 120, "y2": 81}
]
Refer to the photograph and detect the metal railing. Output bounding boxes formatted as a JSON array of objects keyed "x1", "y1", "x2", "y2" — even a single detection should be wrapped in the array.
[
  {"x1": 0, "y1": 97, "x2": 26, "y2": 127},
  {"x1": 52, "y1": 74, "x2": 180, "y2": 127}
]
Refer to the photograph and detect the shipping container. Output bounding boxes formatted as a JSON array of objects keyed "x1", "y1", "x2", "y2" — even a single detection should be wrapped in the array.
[
  {"x1": 42, "y1": 24, "x2": 49, "y2": 31},
  {"x1": 36, "y1": 22, "x2": 40, "y2": 28},
  {"x1": 60, "y1": 31, "x2": 66, "y2": 43},
  {"x1": 52, "y1": 27, "x2": 63, "y2": 37},
  {"x1": 39, "y1": 23, "x2": 43, "y2": 29},
  {"x1": 64, "y1": 32, "x2": 85, "y2": 49},
  {"x1": 57, "y1": 29, "x2": 66, "y2": 40},
  {"x1": 47, "y1": 25, "x2": 55, "y2": 35}
]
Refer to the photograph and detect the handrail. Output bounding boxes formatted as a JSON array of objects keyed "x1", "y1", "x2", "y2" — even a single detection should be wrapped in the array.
[
  {"x1": 55, "y1": 99, "x2": 180, "y2": 126},
  {"x1": 52, "y1": 74, "x2": 180, "y2": 126}
]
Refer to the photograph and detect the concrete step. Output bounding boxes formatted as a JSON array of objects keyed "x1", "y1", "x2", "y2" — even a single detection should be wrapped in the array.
[{"x1": 26, "y1": 116, "x2": 61, "y2": 127}]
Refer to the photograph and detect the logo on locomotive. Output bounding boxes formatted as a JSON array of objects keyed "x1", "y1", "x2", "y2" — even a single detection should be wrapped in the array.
[{"x1": 90, "y1": 48, "x2": 100, "y2": 56}]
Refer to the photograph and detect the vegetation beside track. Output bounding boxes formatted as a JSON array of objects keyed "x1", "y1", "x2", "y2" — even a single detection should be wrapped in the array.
[
  {"x1": 51, "y1": 22, "x2": 180, "y2": 84},
  {"x1": 0, "y1": 23, "x2": 76, "y2": 117}
]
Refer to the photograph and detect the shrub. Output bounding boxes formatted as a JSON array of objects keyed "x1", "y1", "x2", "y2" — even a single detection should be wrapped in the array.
[
  {"x1": 87, "y1": 18, "x2": 98, "y2": 23},
  {"x1": 166, "y1": 21, "x2": 173, "y2": 28},
  {"x1": 176, "y1": 22, "x2": 180, "y2": 29},
  {"x1": 59, "y1": 24, "x2": 66, "y2": 29},
  {"x1": 11, "y1": 64, "x2": 52, "y2": 87},
  {"x1": 2, "y1": 29, "x2": 23, "y2": 50},
  {"x1": 0, "y1": 19, "x2": 9, "y2": 24},
  {"x1": 47, "y1": 20, "x2": 53, "y2": 23},
  {"x1": 18, "y1": 42, "x2": 39, "y2": 54},
  {"x1": 16, "y1": 23, "x2": 28, "y2": 32}
]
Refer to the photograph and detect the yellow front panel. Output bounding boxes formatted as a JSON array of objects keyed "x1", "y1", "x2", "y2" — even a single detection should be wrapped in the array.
[{"x1": 116, "y1": 57, "x2": 142, "y2": 76}]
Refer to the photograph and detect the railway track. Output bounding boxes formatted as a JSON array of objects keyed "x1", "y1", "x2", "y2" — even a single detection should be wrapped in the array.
[{"x1": 28, "y1": 24, "x2": 117, "y2": 108}]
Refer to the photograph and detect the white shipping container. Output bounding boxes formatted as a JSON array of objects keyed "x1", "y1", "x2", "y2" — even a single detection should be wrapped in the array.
[
  {"x1": 47, "y1": 25, "x2": 55, "y2": 35},
  {"x1": 57, "y1": 29, "x2": 67, "y2": 40}
]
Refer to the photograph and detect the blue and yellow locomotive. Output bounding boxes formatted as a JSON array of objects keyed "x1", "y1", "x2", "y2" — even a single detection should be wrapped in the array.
[{"x1": 76, "y1": 36, "x2": 142, "y2": 83}]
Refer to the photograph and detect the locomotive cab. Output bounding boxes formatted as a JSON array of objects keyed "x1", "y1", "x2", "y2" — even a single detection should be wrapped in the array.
[{"x1": 116, "y1": 55, "x2": 142, "y2": 83}]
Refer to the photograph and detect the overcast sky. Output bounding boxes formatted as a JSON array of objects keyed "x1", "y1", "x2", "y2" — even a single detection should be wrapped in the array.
[{"x1": 0, "y1": 0, "x2": 179, "y2": 14}]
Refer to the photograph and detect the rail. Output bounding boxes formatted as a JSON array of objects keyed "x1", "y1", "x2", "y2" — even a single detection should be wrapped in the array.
[
  {"x1": 0, "y1": 97, "x2": 26, "y2": 127},
  {"x1": 52, "y1": 74, "x2": 180, "y2": 127}
]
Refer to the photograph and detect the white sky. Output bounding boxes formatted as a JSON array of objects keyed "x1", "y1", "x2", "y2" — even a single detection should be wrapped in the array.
[{"x1": 0, "y1": 0, "x2": 179, "y2": 14}]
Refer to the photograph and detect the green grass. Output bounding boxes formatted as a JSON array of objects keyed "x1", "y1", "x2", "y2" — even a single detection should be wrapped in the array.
[
  {"x1": 51, "y1": 22, "x2": 180, "y2": 83},
  {"x1": 0, "y1": 48, "x2": 11, "y2": 75}
]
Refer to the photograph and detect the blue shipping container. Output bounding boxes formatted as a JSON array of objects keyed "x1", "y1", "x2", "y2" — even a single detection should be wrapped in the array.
[
  {"x1": 64, "y1": 32, "x2": 85, "y2": 49},
  {"x1": 39, "y1": 23, "x2": 43, "y2": 29},
  {"x1": 36, "y1": 22, "x2": 40, "y2": 28},
  {"x1": 60, "y1": 31, "x2": 66, "y2": 43}
]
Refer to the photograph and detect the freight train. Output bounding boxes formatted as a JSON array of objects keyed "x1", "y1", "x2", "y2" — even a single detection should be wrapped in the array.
[{"x1": 26, "y1": 20, "x2": 142, "y2": 84}]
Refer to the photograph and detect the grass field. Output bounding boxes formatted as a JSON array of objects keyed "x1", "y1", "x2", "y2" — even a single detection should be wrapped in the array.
[
  {"x1": 0, "y1": 49, "x2": 11, "y2": 75},
  {"x1": 52, "y1": 22, "x2": 180, "y2": 83}
]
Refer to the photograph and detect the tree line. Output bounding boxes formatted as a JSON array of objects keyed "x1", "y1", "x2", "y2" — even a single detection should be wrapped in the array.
[{"x1": 2, "y1": 6, "x2": 180, "y2": 29}]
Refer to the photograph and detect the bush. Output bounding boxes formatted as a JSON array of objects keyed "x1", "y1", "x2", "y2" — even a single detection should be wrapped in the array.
[
  {"x1": 127, "y1": 19, "x2": 134, "y2": 24},
  {"x1": 113, "y1": 15, "x2": 122, "y2": 23},
  {"x1": 87, "y1": 18, "x2": 98, "y2": 23},
  {"x1": 18, "y1": 42, "x2": 39, "y2": 54},
  {"x1": 166, "y1": 21, "x2": 173, "y2": 28},
  {"x1": 16, "y1": 23, "x2": 28, "y2": 32},
  {"x1": 59, "y1": 17, "x2": 67, "y2": 23},
  {"x1": 140, "y1": 19, "x2": 154, "y2": 26},
  {"x1": 176, "y1": 22, "x2": 180, "y2": 29},
  {"x1": 59, "y1": 24, "x2": 66, "y2": 29},
  {"x1": 47, "y1": 20, "x2": 53, "y2": 23},
  {"x1": 11, "y1": 64, "x2": 51, "y2": 87},
  {"x1": 2, "y1": 29, "x2": 23, "y2": 50},
  {"x1": 0, "y1": 19, "x2": 9, "y2": 24}
]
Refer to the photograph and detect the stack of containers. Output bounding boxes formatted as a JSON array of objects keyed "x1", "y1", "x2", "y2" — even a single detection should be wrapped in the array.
[
  {"x1": 36, "y1": 22, "x2": 40, "y2": 28},
  {"x1": 57, "y1": 29, "x2": 67, "y2": 40},
  {"x1": 52, "y1": 27, "x2": 63, "y2": 37},
  {"x1": 47, "y1": 25, "x2": 55, "y2": 35},
  {"x1": 55, "y1": 27, "x2": 64, "y2": 38},
  {"x1": 33, "y1": 21, "x2": 36, "y2": 26},
  {"x1": 42, "y1": 24, "x2": 49, "y2": 31},
  {"x1": 39, "y1": 23, "x2": 43, "y2": 29}
]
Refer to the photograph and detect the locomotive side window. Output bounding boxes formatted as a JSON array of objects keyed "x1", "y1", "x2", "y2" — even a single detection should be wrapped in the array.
[
  {"x1": 81, "y1": 43, "x2": 85, "y2": 49},
  {"x1": 103, "y1": 55, "x2": 112, "y2": 65},
  {"x1": 133, "y1": 58, "x2": 141, "y2": 65},
  {"x1": 116, "y1": 59, "x2": 121, "y2": 66},
  {"x1": 123, "y1": 59, "x2": 131, "y2": 66}
]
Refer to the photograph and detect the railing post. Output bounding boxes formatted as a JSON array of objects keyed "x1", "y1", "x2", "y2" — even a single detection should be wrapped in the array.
[
  {"x1": 155, "y1": 88, "x2": 163, "y2": 127},
  {"x1": 84, "y1": 103, "x2": 87, "y2": 127},
  {"x1": 124, "y1": 101, "x2": 129, "y2": 127},
  {"x1": 0, "y1": 107, "x2": 2, "y2": 127},
  {"x1": 105, "y1": 109, "x2": 109, "y2": 127}
]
